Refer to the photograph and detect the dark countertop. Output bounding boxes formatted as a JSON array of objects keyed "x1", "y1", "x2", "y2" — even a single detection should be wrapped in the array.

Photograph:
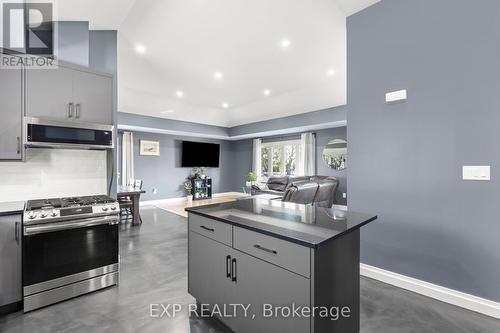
[
  {"x1": 0, "y1": 201, "x2": 25, "y2": 216},
  {"x1": 186, "y1": 198, "x2": 377, "y2": 249}
]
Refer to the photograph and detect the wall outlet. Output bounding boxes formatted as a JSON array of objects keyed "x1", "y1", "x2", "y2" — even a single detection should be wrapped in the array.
[
  {"x1": 342, "y1": 193, "x2": 347, "y2": 199},
  {"x1": 152, "y1": 188, "x2": 158, "y2": 194},
  {"x1": 462, "y1": 166, "x2": 490, "y2": 181}
]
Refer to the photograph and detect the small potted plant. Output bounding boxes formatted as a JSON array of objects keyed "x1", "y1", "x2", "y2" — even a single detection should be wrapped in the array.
[
  {"x1": 184, "y1": 181, "x2": 193, "y2": 204},
  {"x1": 193, "y1": 167, "x2": 208, "y2": 179},
  {"x1": 246, "y1": 171, "x2": 257, "y2": 187}
]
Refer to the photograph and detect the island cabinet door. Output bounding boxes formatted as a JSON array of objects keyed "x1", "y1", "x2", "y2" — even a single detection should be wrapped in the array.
[
  {"x1": 188, "y1": 231, "x2": 233, "y2": 309},
  {"x1": 226, "y1": 251, "x2": 311, "y2": 333}
]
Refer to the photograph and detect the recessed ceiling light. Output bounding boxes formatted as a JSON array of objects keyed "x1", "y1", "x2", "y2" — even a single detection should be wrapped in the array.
[
  {"x1": 327, "y1": 69, "x2": 336, "y2": 76},
  {"x1": 161, "y1": 110, "x2": 174, "y2": 114},
  {"x1": 280, "y1": 38, "x2": 291, "y2": 49},
  {"x1": 135, "y1": 44, "x2": 146, "y2": 54},
  {"x1": 263, "y1": 89, "x2": 271, "y2": 96},
  {"x1": 222, "y1": 102, "x2": 229, "y2": 109},
  {"x1": 176, "y1": 90, "x2": 184, "y2": 98},
  {"x1": 214, "y1": 71, "x2": 223, "y2": 80}
]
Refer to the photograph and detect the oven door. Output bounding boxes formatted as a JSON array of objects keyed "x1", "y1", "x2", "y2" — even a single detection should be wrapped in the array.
[
  {"x1": 22, "y1": 216, "x2": 119, "y2": 288},
  {"x1": 24, "y1": 117, "x2": 114, "y2": 150}
]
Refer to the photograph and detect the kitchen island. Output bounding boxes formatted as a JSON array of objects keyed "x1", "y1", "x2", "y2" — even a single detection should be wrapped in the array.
[{"x1": 186, "y1": 198, "x2": 377, "y2": 333}]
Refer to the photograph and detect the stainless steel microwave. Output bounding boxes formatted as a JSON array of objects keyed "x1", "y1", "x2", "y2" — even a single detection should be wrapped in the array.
[{"x1": 24, "y1": 117, "x2": 114, "y2": 150}]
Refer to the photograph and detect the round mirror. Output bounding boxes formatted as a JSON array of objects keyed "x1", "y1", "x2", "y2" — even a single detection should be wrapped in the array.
[{"x1": 322, "y1": 139, "x2": 347, "y2": 170}]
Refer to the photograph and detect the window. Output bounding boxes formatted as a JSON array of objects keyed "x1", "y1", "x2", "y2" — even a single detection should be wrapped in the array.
[{"x1": 261, "y1": 140, "x2": 301, "y2": 178}]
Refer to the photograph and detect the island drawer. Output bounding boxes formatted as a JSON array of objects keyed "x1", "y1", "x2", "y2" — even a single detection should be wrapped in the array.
[
  {"x1": 189, "y1": 215, "x2": 232, "y2": 246},
  {"x1": 233, "y1": 227, "x2": 310, "y2": 278}
]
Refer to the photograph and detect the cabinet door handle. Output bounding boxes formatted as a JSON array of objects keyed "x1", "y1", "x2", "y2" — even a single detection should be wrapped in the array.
[
  {"x1": 231, "y1": 258, "x2": 237, "y2": 282},
  {"x1": 75, "y1": 103, "x2": 81, "y2": 119},
  {"x1": 226, "y1": 255, "x2": 231, "y2": 278},
  {"x1": 15, "y1": 221, "x2": 20, "y2": 244},
  {"x1": 254, "y1": 244, "x2": 278, "y2": 255},
  {"x1": 16, "y1": 136, "x2": 21, "y2": 155},
  {"x1": 200, "y1": 225, "x2": 215, "y2": 232},
  {"x1": 68, "y1": 103, "x2": 74, "y2": 118}
]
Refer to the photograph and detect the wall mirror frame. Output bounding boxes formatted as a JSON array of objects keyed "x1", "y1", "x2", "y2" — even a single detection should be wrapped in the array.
[{"x1": 322, "y1": 139, "x2": 347, "y2": 171}]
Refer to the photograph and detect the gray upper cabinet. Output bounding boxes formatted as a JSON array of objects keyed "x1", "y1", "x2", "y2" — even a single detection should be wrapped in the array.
[
  {"x1": 0, "y1": 214, "x2": 22, "y2": 307},
  {"x1": 0, "y1": 54, "x2": 23, "y2": 160},
  {"x1": 26, "y1": 66, "x2": 74, "y2": 121},
  {"x1": 26, "y1": 64, "x2": 113, "y2": 125},
  {"x1": 73, "y1": 70, "x2": 112, "y2": 124}
]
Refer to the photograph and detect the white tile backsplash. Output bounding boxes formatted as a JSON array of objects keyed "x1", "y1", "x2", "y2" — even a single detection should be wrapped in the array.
[{"x1": 0, "y1": 149, "x2": 108, "y2": 202}]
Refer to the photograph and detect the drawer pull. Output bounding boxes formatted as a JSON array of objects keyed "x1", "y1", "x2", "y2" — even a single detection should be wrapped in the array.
[
  {"x1": 200, "y1": 225, "x2": 215, "y2": 232},
  {"x1": 254, "y1": 244, "x2": 278, "y2": 255},
  {"x1": 231, "y1": 258, "x2": 237, "y2": 282},
  {"x1": 226, "y1": 255, "x2": 231, "y2": 278}
]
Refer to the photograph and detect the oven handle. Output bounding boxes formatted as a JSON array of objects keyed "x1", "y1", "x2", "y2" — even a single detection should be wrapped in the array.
[{"x1": 24, "y1": 216, "x2": 119, "y2": 235}]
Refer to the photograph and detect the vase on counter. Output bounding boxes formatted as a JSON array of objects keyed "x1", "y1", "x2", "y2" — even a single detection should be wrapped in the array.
[
  {"x1": 187, "y1": 195, "x2": 193, "y2": 204},
  {"x1": 245, "y1": 181, "x2": 252, "y2": 187}
]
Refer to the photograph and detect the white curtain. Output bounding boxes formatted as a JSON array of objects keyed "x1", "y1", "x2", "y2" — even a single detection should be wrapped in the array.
[
  {"x1": 121, "y1": 132, "x2": 134, "y2": 187},
  {"x1": 299, "y1": 132, "x2": 316, "y2": 176},
  {"x1": 252, "y1": 138, "x2": 262, "y2": 180}
]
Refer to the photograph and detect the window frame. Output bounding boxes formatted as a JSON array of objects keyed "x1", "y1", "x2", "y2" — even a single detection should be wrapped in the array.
[{"x1": 261, "y1": 139, "x2": 301, "y2": 178}]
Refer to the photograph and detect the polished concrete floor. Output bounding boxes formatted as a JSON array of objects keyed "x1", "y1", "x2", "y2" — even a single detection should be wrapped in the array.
[{"x1": 1, "y1": 206, "x2": 499, "y2": 333}]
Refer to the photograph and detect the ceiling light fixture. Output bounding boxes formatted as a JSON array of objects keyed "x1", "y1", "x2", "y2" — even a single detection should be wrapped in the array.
[
  {"x1": 214, "y1": 71, "x2": 223, "y2": 80},
  {"x1": 222, "y1": 103, "x2": 229, "y2": 109},
  {"x1": 280, "y1": 38, "x2": 291, "y2": 49},
  {"x1": 263, "y1": 89, "x2": 271, "y2": 96},
  {"x1": 135, "y1": 44, "x2": 146, "y2": 54},
  {"x1": 176, "y1": 90, "x2": 184, "y2": 98},
  {"x1": 327, "y1": 69, "x2": 336, "y2": 76}
]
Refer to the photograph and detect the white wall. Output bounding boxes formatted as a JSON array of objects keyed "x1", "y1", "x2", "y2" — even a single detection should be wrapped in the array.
[{"x1": 0, "y1": 149, "x2": 107, "y2": 202}]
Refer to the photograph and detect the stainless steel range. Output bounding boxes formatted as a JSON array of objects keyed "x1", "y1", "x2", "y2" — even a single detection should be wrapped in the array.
[{"x1": 22, "y1": 195, "x2": 120, "y2": 312}]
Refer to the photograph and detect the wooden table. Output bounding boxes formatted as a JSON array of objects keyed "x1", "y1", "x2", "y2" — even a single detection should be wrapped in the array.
[{"x1": 117, "y1": 186, "x2": 146, "y2": 225}]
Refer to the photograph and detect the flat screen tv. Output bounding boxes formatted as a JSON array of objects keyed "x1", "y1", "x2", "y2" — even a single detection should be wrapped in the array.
[{"x1": 181, "y1": 141, "x2": 220, "y2": 167}]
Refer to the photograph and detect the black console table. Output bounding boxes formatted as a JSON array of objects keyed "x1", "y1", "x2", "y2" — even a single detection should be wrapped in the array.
[{"x1": 191, "y1": 177, "x2": 212, "y2": 201}]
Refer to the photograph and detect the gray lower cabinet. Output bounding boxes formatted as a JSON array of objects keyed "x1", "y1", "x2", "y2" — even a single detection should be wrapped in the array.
[
  {"x1": 189, "y1": 231, "x2": 232, "y2": 310},
  {"x1": 0, "y1": 54, "x2": 23, "y2": 160},
  {"x1": 188, "y1": 213, "x2": 361, "y2": 333},
  {"x1": 0, "y1": 214, "x2": 22, "y2": 308},
  {"x1": 226, "y1": 250, "x2": 311, "y2": 333},
  {"x1": 26, "y1": 64, "x2": 113, "y2": 124}
]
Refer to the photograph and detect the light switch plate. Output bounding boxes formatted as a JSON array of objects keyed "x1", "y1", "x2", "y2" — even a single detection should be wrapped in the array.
[
  {"x1": 386, "y1": 89, "x2": 407, "y2": 102},
  {"x1": 462, "y1": 166, "x2": 490, "y2": 181}
]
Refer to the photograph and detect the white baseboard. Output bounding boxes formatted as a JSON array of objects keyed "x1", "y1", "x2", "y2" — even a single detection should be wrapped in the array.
[
  {"x1": 360, "y1": 263, "x2": 500, "y2": 319},
  {"x1": 139, "y1": 192, "x2": 246, "y2": 207}
]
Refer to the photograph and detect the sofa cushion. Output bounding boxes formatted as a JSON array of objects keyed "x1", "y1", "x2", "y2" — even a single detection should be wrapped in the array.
[{"x1": 266, "y1": 176, "x2": 289, "y2": 191}]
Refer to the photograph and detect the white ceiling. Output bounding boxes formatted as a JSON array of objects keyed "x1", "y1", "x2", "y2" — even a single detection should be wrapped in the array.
[{"x1": 52, "y1": 0, "x2": 380, "y2": 127}]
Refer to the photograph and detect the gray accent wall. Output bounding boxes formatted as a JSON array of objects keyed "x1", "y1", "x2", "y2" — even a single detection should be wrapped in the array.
[
  {"x1": 316, "y1": 127, "x2": 347, "y2": 205},
  {"x1": 53, "y1": 22, "x2": 89, "y2": 67},
  {"x1": 348, "y1": 0, "x2": 500, "y2": 301},
  {"x1": 120, "y1": 131, "x2": 234, "y2": 201}
]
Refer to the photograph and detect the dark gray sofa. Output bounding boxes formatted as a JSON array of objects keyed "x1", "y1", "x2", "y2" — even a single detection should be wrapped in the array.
[{"x1": 252, "y1": 176, "x2": 339, "y2": 207}]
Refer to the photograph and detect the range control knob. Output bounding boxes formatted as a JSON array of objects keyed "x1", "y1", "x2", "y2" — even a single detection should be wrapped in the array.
[
  {"x1": 102, "y1": 206, "x2": 109, "y2": 212},
  {"x1": 40, "y1": 211, "x2": 48, "y2": 218},
  {"x1": 50, "y1": 210, "x2": 58, "y2": 217},
  {"x1": 110, "y1": 206, "x2": 117, "y2": 211},
  {"x1": 28, "y1": 212, "x2": 37, "y2": 219}
]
